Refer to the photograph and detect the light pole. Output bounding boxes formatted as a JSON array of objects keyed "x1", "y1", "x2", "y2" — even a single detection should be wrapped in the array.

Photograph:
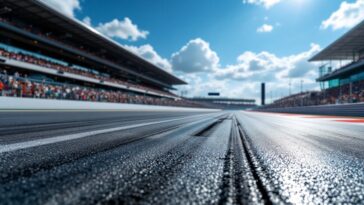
[{"x1": 289, "y1": 79, "x2": 292, "y2": 96}]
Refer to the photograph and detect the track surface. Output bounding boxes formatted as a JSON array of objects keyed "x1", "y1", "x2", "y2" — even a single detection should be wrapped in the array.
[{"x1": 1, "y1": 111, "x2": 364, "y2": 204}]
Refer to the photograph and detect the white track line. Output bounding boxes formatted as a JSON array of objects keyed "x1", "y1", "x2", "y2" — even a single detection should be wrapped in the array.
[{"x1": 0, "y1": 114, "x2": 216, "y2": 153}]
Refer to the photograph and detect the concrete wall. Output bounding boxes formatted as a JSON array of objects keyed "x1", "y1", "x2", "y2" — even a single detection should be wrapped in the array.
[
  {"x1": 0, "y1": 97, "x2": 220, "y2": 112},
  {"x1": 257, "y1": 103, "x2": 364, "y2": 117}
]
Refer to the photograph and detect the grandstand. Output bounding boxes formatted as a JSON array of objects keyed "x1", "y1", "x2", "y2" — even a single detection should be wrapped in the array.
[
  {"x1": 189, "y1": 97, "x2": 256, "y2": 110},
  {"x1": 263, "y1": 18, "x2": 364, "y2": 109},
  {"x1": 308, "y1": 18, "x2": 364, "y2": 105},
  {"x1": 0, "y1": 0, "x2": 211, "y2": 108}
]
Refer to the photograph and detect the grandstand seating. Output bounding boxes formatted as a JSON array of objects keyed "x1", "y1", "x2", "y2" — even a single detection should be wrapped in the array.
[
  {"x1": 0, "y1": 15, "x2": 183, "y2": 86},
  {"x1": 264, "y1": 80, "x2": 364, "y2": 109},
  {"x1": 0, "y1": 46, "x2": 176, "y2": 98},
  {"x1": 0, "y1": 17, "x2": 109, "y2": 64},
  {"x1": 0, "y1": 68, "x2": 207, "y2": 108}
]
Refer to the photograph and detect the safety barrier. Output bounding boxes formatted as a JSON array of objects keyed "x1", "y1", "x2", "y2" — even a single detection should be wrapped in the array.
[
  {"x1": 257, "y1": 103, "x2": 364, "y2": 117},
  {"x1": 0, "y1": 97, "x2": 220, "y2": 112}
]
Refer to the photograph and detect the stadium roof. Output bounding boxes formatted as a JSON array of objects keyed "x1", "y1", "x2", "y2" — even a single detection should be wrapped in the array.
[
  {"x1": 317, "y1": 60, "x2": 364, "y2": 81},
  {"x1": 310, "y1": 19, "x2": 364, "y2": 62},
  {"x1": 0, "y1": 0, "x2": 186, "y2": 87}
]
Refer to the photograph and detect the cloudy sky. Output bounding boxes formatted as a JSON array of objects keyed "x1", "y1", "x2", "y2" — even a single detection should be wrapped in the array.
[{"x1": 41, "y1": 0, "x2": 364, "y2": 103}]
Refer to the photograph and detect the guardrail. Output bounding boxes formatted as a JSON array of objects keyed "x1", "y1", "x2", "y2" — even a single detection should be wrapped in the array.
[
  {"x1": 256, "y1": 103, "x2": 364, "y2": 117},
  {"x1": 0, "y1": 97, "x2": 220, "y2": 112}
]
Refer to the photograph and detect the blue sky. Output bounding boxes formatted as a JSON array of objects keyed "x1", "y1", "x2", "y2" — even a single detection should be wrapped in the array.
[
  {"x1": 42, "y1": 0, "x2": 364, "y2": 103},
  {"x1": 79, "y1": 0, "x2": 345, "y2": 63}
]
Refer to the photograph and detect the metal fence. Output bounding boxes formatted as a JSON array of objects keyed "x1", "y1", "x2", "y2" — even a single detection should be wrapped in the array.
[{"x1": 257, "y1": 103, "x2": 364, "y2": 117}]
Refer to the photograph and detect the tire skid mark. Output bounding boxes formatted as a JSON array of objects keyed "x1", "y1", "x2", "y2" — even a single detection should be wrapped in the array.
[
  {"x1": 218, "y1": 117, "x2": 242, "y2": 205},
  {"x1": 236, "y1": 117, "x2": 282, "y2": 205}
]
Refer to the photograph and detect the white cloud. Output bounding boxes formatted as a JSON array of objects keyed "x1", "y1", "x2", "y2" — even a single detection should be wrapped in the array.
[
  {"x1": 82, "y1": 16, "x2": 92, "y2": 26},
  {"x1": 42, "y1": 1, "x2": 148, "y2": 43},
  {"x1": 40, "y1": 0, "x2": 81, "y2": 17},
  {"x1": 285, "y1": 44, "x2": 321, "y2": 78},
  {"x1": 96, "y1": 18, "x2": 149, "y2": 41},
  {"x1": 321, "y1": 0, "x2": 364, "y2": 30},
  {"x1": 257, "y1": 24, "x2": 274, "y2": 33},
  {"x1": 215, "y1": 43, "x2": 321, "y2": 81},
  {"x1": 243, "y1": 0, "x2": 281, "y2": 9},
  {"x1": 81, "y1": 18, "x2": 163, "y2": 72},
  {"x1": 171, "y1": 38, "x2": 220, "y2": 73},
  {"x1": 173, "y1": 39, "x2": 321, "y2": 104},
  {"x1": 124, "y1": 44, "x2": 172, "y2": 73}
]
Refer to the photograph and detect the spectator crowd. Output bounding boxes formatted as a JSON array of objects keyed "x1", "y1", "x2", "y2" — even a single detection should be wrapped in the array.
[
  {"x1": 0, "y1": 47, "x2": 174, "y2": 98},
  {"x1": 0, "y1": 68, "x2": 206, "y2": 108},
  {"x1": 264, "y1": 80, "x2": 364, "y2": 109}
]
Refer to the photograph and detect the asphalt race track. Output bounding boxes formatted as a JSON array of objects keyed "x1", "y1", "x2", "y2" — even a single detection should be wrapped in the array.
[{"x1": 1, "y1": 110, "x2": 364, "y2": 204}]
